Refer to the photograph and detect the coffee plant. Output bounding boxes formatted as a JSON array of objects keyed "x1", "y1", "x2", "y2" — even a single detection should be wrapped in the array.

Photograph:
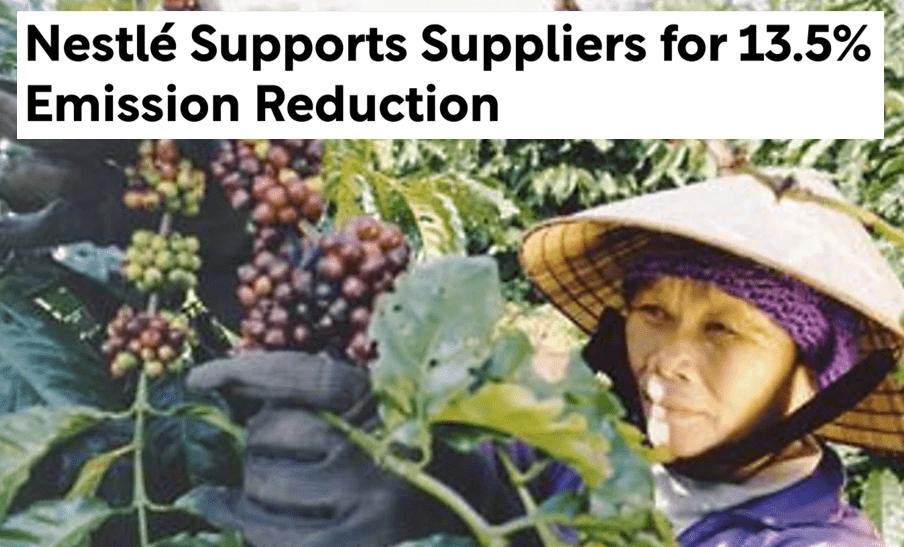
[
  {"x1": 0, "y1": 139, "x2": 245, "y2": 547},
  {"x1": 0, "y1": 1, "x2": 900, "y2": 547}
]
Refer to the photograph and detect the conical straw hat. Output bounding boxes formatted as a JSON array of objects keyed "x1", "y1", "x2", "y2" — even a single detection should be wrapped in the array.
[{"x1": 520, "y1": 168, "x2": 904, "y2": 455}]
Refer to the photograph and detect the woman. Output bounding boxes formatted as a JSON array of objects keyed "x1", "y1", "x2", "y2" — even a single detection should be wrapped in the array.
[
  {"x1": 188, "y1": 169, "x2": 904, "y2": 547},
  {"x1": 519, "y1": 168, "x2": 904, "y2": 546}
]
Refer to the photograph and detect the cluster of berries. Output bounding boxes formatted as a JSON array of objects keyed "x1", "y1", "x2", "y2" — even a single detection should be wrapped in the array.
[
  {"x1": 123, "y1": 140, "x2": 206, "y2": 216},
  {"x1": 211, "y1": 139, "x2": 326, "y2": 227},
  {"x1": 103, "y1": 307, "x2": 195, "y2": 378},
  {"x1": 236, "y1": 217, "x2": 410, "y2": 366},
  {"x1": 122, "y1": 230, "x2": 201, "y2": 293},
  {"x1": 162, "y1": 0, "x2": 199, "y2": 9}
]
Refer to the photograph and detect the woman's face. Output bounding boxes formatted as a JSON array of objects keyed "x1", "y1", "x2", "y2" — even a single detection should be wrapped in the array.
[{"x1": 625, "y1": 276, "x2": 816, "y2": 459}]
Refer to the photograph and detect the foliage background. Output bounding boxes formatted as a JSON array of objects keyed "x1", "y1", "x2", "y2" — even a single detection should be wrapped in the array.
[{"x1": 0, "y1": 0, "x2": 902, "y2": 545}]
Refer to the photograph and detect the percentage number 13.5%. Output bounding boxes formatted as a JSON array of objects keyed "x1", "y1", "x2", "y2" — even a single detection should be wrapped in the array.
[{"x1": 740, "y1": 24, "x2": 870, "y2": 62}]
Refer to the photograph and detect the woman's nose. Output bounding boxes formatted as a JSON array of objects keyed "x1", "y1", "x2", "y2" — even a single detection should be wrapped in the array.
[{"x1": 646, "y1": 337, "x2": 706, "y2": 383}]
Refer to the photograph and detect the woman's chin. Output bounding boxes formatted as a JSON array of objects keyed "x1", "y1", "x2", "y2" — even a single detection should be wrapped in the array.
[{"x1": 651, "y1": 416, "x2": 720, "y2": 460}]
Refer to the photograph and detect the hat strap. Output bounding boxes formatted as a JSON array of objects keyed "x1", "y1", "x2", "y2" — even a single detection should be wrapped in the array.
[
  {"x1": 669, "y1": 347, "x2": 895, "y2": 480},
  {"x1": 581, "y1": 307, "x2": 896, "y2": 480},
  {"x1": 581, "y1": 308, "x2": 645, "y2": 427}
]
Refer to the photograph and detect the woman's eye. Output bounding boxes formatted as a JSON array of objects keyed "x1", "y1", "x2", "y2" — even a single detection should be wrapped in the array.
[
  {"x1": 705, "y1": 321, "x2": 736, "y2": 336},
  {"x1": 635, "y1": 304, "x2": 668, "y2": 323}
]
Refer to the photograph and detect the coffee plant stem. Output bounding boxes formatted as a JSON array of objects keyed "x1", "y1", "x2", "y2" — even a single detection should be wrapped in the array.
[
  {"x1": 491, "y1": 514, "x2": 576, "y2": 539},
  {"x1": 147, "y1": 501, "x2": 175, "y2": 513},
  {"x1": 130, "y1": 209, "x2": 182, "y2": 544},
  {"x1": 131, "y1": 371, "x2": 151, "y2": 547},
  {"x1": 319, "y1": 411, "x2": 504, "y2": 547},
  {"x1": 691, "y1": 140, "x2": 904, "y2": 250},
  {"x1": 497, "y1": 450, "x2": 566, "y2": 547},
  {"x1": 732, "y1": 163, "x2": 904, "y2": 248},
  {"x1": 784, "y1": 186, "x2": 904, "y2": 247}
]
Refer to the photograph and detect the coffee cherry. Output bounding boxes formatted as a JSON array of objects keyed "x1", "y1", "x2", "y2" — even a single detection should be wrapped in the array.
[
  {"x1": 144, "y1": 360, "x2": 165, "y2": 377},
  {"x1": 317, "y1": 255, "x2": 345, "y2": 281},
  {"x1": 237, "y1": 285, "x2": 256, "y2": 307},
  {"x1": 158, "y1": 345, "x2": 177, "y2": 363},
  {"x1": 274, "y1": 282, "x2": 294, "y2": 303},
  {"x1": 378, "y1": 226, "x2": 405, "y2": 251},
  {"x1": 302, "y1": 193, "x2": 325, "y2": 223},
  {"x1": 349, "y1": 307, "x2": 370, "y2": 330},
  {"x1": 268, "y1": 306, "x2": 290, "y2": 328},
  {"x1": 293, "y1": 325, "x2": 310, "y2": 345},
  {"x1": 277, "y1": 206, "x2": 299, "y2": 224},
  {"x1": 341, "y1": 276, "x2": 368, "y2": 302},
  {"x1": 253, "y1": 276, "x2": 273, "y2": 297},
  {"x1": 237, "y1": 265, "x2": 257, "y2": 284},
  {"x1": 264, "y1": 329, "x2": 287, "y2": 348},
  {"x1": 338, "y1": 240, "x2": 365, "y2": 269},
  {"x1": 128, "y1": 339, "x2": 143, "y2": 355},
  {"x1": 265, "y1": 185, "x2": 289, "y2": 208},
  {"x1": 287, "y1": 180, "x2": 308, "y2": 204},
  {"x1": 252, "y1": 202, "x2": 278, "y2": 225}
]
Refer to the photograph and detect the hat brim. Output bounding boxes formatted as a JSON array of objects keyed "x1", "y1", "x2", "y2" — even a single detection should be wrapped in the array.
[{"x1": 519, "y1": 170, "x2": 904, "y2": 456}]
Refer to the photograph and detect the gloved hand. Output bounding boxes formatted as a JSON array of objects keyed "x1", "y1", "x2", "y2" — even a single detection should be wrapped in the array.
[{"x1": 186, "y1": 350, "x2": 524, "y2": 547}]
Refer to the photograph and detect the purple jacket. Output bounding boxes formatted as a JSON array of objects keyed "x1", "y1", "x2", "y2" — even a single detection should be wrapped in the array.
[
  {"x1": 673, "y1": 449, "x2": 882, "y2": 547},
  {"x1": 513, "y1": 446, "x2": 883, "y2": 547}
]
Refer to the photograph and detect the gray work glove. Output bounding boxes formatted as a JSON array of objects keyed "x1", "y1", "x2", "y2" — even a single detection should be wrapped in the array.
[{"x1": 186, "y1": 350, "x2": 519, "y2": 547}]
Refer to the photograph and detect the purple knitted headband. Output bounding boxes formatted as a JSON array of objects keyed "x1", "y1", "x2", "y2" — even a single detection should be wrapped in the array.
[{"x1": 622, "y1": 242, "x2": 860, "y2": 390}]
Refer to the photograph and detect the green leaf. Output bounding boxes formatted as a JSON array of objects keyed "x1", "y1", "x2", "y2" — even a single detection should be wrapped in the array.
[
  {"x1": 588, "y1": 420, "x2": 657, "y2": 517},
  {"x1": 0, "y1": 269, "x2": 119, "y2": 413},
  {"x1": 370, "y1": 256, "x2": 504, "y2": 431},
  {"x1": 146, "y1": 378, "x2": 243, "y2": 494},
  {"x1": 537, "y1": 489, "x2": 583, "y2": 518},
  {"x1": 571, "y1": 509, "x2": 678, "y2": 547},
  {"x1": 531, "y1": 165, "x2": 584, "y2": 202},
  {"x1": 400, "y1": 181, "x2": 466, "y2": 258},
  {"x1": 150, "y1": 531, "x2": 244, "y2": 547},
  {"x1": 862, "y1": 468, "x2": 904, "y2": 547},
  {"x1": 432, "y1": 383, "x2": 610, "y2": 487},
  {"x1": 0, "y1": 406, "x2": 104, "y2": 520},
  {"x1": 65, "y1": 444, "x2": 133, "y2": 500},
  {"x1": 171, "y1": 485, "x2": 212, "y2": 518},
  {"x1": 51, "y1": 243, "x2": 123, "y2": 287},
  {"x1": 0, "y1": 497, "x2": 114, "y2": 547},
  {"x1": 887, "y1": 90, "x2": 904, "y2": 115},
  {"x1": 472, "y1": 329, "x2": 534, "y2": 384},
  {"x1": 879, "y1": 154, "x2": 904, "y2": 182},
  {"x1": 445, "y1": 173, "x2": 520, "y2": 221},
  {"x1": 169, "y1": 403, "x2": 246, "y2": 454}
]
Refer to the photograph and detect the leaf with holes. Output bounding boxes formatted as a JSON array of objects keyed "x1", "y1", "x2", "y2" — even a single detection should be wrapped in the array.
[
  {"x1": 862, "y1": 468, "x2": 904, "y2": 547},
  {"x1": 432, "y1": 382, "x2": 611, "y2": 487},
  {"x1": 369, "y1": 256, "x2": 503, "y2": 433}
]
